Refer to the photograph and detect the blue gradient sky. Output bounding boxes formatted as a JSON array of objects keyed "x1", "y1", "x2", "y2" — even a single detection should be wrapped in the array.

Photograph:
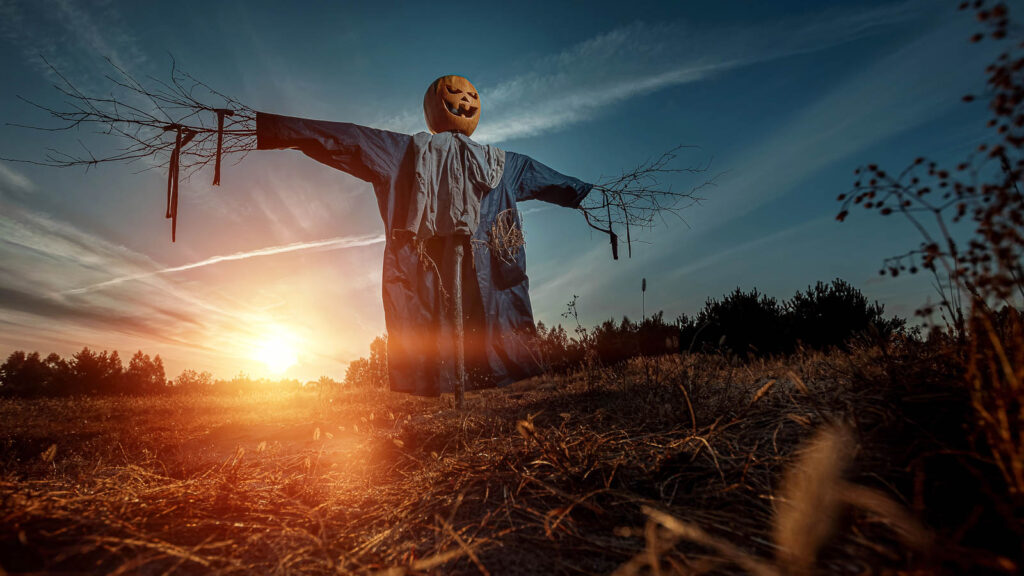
[{"x1": 0, "y1": 0, "x2": 996, "y2": 380}]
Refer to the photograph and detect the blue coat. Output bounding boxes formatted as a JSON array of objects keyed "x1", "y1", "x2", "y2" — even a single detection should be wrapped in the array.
[{"x1": 257, "y1": 112, "x2": 592, "y2": 395}]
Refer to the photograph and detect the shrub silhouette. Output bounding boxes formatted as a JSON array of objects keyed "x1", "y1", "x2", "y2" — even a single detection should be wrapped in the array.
[
  {"x1": 125, "y1": 351, "x2": 167, "y2": 394},
  {"x1": 593, "y1": 317, "x2": 640, "y2": 365},
  {"x1": 789, "y1": 279, "x2": 903, "y2": 350},
  {"x1": 342, "y1": 334, "x2": 389, "y2": 389},
  {"x1": 637, "y1": 311, "x2": 682, "y2": 357},
  {"x1": 0, "y1": 351, "x2": 52, "y2": 397},
  {"x1": 0, "y1": 347, "x2": 161, "y2": 396},
  {"x1": 66, "y1": 348, "x2": 123, "y2": 395},
  {"x1": 522, "y1": 279, "x2": 902, "y2": 374},
  {"x1": 533, "y1": 322, "x2": 578, "y2": 372},
  {"x1": 368, "y1": 335, "x2": 389, "y2": 388},
  {"x1": 686, "y1": 287, "x2": 786, "y2": 355},
  {"x1": 173, "y1": 368, "x2": 213, "y2": 390}
]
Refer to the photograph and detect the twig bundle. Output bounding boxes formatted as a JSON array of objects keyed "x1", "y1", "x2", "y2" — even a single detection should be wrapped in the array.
[
  {"x1": 8, "y1": 57, "x2": 256, "y2": 177},
  {"x1": 475, "y1": 208, "x2": 526, "y2": 265},
  {"x1": 5, "y1": 58, "x2": 257, "y2": 241},
  {"x1": 579, "y1": 146, "x2": 717, "y2": 258}
]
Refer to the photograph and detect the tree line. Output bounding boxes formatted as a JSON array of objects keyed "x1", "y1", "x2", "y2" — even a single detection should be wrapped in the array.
[
  {"x1": 535, "y1": 278, "x2": 906, "y2": 373},
  {"x1": 2, "y1": 278, "x2": 906, "y2": 395},
  {"x1": 341, "y1": 278, "x2": 909, "y2": 386},
  {"x1": 0, "y1": 348, "x2": 310, "y2": 397},
  {"x1": 343, "y1": 335, "x2": 388, "y2": 389},
  {"x1": 0, "y1": 348, "x2": 166, "y2": 397}
]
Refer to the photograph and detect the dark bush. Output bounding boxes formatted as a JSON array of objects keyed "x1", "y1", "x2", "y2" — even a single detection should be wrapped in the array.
[
  {"x1": 788, "y1": 279, "x2": 903, "y2": 350},
  {"x1": 0, "y1": 351, "x2": 53, "y2": 397},
  {"x1": 685, "y1": 287, "x2": 786, "y2": 356}
]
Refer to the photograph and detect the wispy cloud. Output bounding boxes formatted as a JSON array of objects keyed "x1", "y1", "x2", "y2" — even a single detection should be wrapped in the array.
[
  {"x1": 0, "y1": 201, "x2": 235, "y2": 325},
  {"x1": 0, "y1": 162, "x2": 33, "y2": 194},
  {"x1": 380, "y1": 2, "x2": 922, "y2": 143},
  {"x1": 0, "y1": 285, "x2": 214, "y2": 350},
  {"x1": 66, "y1": 233, "x2": 386, "y2": 295},
  {"x1": 527, "y1": 11, "x2": 988, "y2": 323},
  {"x1": 0, "y1": 0, "x2": 148, "y2": 86},
  {"x1": 0, "y1": 191, "x2": 389, "y2": 377},
  {"x1": 0, "y1": 200, "x2": 266, "y2": 363},
  {"x1": 665, "y1": 217, "x2": 830, "y2": 281},
  {"x1": 689, "y1": 14, "x2": 992, "y2": 231},
  {"x1": 48, "y1": 0, "x2": 148, "y2": 72}
]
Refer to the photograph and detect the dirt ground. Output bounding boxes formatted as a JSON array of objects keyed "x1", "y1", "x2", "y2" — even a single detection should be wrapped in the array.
[{"x1": 0, "y1": 352, "x2": 1018, "y2": 574}]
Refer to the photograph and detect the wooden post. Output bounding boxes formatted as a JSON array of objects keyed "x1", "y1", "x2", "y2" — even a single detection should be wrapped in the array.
[{"x1": 452, "y1": 240, "x2": 466, "y2": 411}]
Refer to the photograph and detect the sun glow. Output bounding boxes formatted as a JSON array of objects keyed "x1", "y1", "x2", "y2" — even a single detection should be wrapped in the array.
[{"x1": 254, "y1": 330, "x2": 299, "y2": 374}]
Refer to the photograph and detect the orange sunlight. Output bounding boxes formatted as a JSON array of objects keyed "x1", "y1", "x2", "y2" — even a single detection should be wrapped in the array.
[{"x1": 253, "y1": 328, "x2": 299, "y2": 375}]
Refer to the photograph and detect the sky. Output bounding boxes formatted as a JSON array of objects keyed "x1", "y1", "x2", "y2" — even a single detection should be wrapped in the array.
[{"x1": 0, "y1": 0, "x2": 1000, "y2": 381}]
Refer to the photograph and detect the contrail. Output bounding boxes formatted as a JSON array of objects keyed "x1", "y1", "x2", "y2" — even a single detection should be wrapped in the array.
[{"x1": 64, "y1": 233, "x2": 386, "y2": 295}]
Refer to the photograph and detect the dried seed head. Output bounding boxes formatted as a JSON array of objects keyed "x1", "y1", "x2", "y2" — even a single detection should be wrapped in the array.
[{"x1": 773, "y1": 424, "x2": 854, "y2": 575}]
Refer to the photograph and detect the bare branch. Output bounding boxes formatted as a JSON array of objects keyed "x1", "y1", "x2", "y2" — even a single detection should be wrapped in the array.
[
  {"x1": 4, "y1": 56, "x2": 258, "y2": 241},
  {"x1": 578, "y1": 145, "x2": 718, "y2": 258},
  {"x1": 3, "y1": 56, "x2": 256, "y2": 179}
]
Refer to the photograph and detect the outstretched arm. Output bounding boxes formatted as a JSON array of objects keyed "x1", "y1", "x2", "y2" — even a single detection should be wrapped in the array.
[
  {"x1": 256, "y1": 112, "x2": 410, "y2": 183},
  {"x1": 506, "y1": 151, "x2": 630, "y2": 258},
  {"x1": 5, "y1": 58, "x2": 423, "y2": 242},
  {"x1": 507, "y1": 147, "x2": 713, "y2": 260},
  {"x1": 506, "y1": 151, "x2": 592, "y2": 208}
]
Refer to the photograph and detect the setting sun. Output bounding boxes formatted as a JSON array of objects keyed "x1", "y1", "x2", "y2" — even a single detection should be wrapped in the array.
[{"x1": 254, "y1": 331, "x2": 298, "y2": 374}]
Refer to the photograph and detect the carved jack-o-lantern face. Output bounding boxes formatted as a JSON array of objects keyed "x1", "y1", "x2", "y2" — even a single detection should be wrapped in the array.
[{"x1": 423, "y1": 75, "x2": 481, "y2": 137}]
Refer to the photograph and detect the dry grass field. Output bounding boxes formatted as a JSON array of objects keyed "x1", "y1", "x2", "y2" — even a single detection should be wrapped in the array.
[{"x1": 0, "y1": 347, "x2": 1017, "y2": 575}]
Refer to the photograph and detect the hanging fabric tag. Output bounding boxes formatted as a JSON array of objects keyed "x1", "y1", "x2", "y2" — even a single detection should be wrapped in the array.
[
  {"x1": 212, "y1": 108, "x2": 234, "y2": 186},
  {"x1": 164, "y1": 124, "x2": 197, "y2": 242},
  {"x1": 606, "y1": 192, "x2": 619, "y2": 260}
]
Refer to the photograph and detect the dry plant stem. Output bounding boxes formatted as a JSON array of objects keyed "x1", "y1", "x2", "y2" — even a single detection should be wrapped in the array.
[
  {"x1": 619, "y1": 425, "x2": 931, "y2": 576},
  {"x1": 968, "y1": 308, "x2": 1024, "y2": 496},
  {"x1": 839, "y1": 483, "x2": 931, "y2": 552},
  {"x1": 641, "y1": 506, "x2": 778, "y2": 576},
  {"x1": 773, "y1": 424, "x2": 854, "y2": 575},
  {"x1": 837, "y1": 1, "x2": 1024, "y2": 503}
]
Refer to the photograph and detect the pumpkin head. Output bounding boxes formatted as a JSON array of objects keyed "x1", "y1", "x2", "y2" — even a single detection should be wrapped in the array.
[{"x1": 423, "y1": 75, "x2": 481, "y2": 137}]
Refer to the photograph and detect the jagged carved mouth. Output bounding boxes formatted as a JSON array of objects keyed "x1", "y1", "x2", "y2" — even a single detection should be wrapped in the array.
[{"x1": 445, "y1": 101, "x2": 479, "y2": 119}]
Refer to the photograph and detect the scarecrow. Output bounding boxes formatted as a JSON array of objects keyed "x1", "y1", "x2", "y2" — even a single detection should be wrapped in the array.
[
  {"x1": 9, "y1": 63, "x2": 709, "y2": 403},
  {"x1": 255, "y1": 75, "x2": 596, "y2": 398}
]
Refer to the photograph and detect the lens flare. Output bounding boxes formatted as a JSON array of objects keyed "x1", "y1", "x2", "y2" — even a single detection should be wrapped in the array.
[{"x1": 255, "y1": 331, "x2": 298, "y2": 374}]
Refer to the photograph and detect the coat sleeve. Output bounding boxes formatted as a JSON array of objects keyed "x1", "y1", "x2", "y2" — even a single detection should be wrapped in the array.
[
  {"x1": 256, "y1": 111, "x2": 410, "y2": 183},
  {"x1": 506, "y1": 151, "x2": 592, "y2": 208}
]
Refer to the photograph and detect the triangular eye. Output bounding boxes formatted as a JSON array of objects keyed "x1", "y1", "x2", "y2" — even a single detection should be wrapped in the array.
[
  {"x1": 445, "y1": 85, "x2": 462, "y2": 94},
  {"x1": 469, "y1": 92, "x2": 478, "y2": 99}
]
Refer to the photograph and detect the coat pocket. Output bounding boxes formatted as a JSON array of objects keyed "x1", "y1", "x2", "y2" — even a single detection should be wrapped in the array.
[{"x1": 483, "y1": 208, "x2": 527, "y2": 289}]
